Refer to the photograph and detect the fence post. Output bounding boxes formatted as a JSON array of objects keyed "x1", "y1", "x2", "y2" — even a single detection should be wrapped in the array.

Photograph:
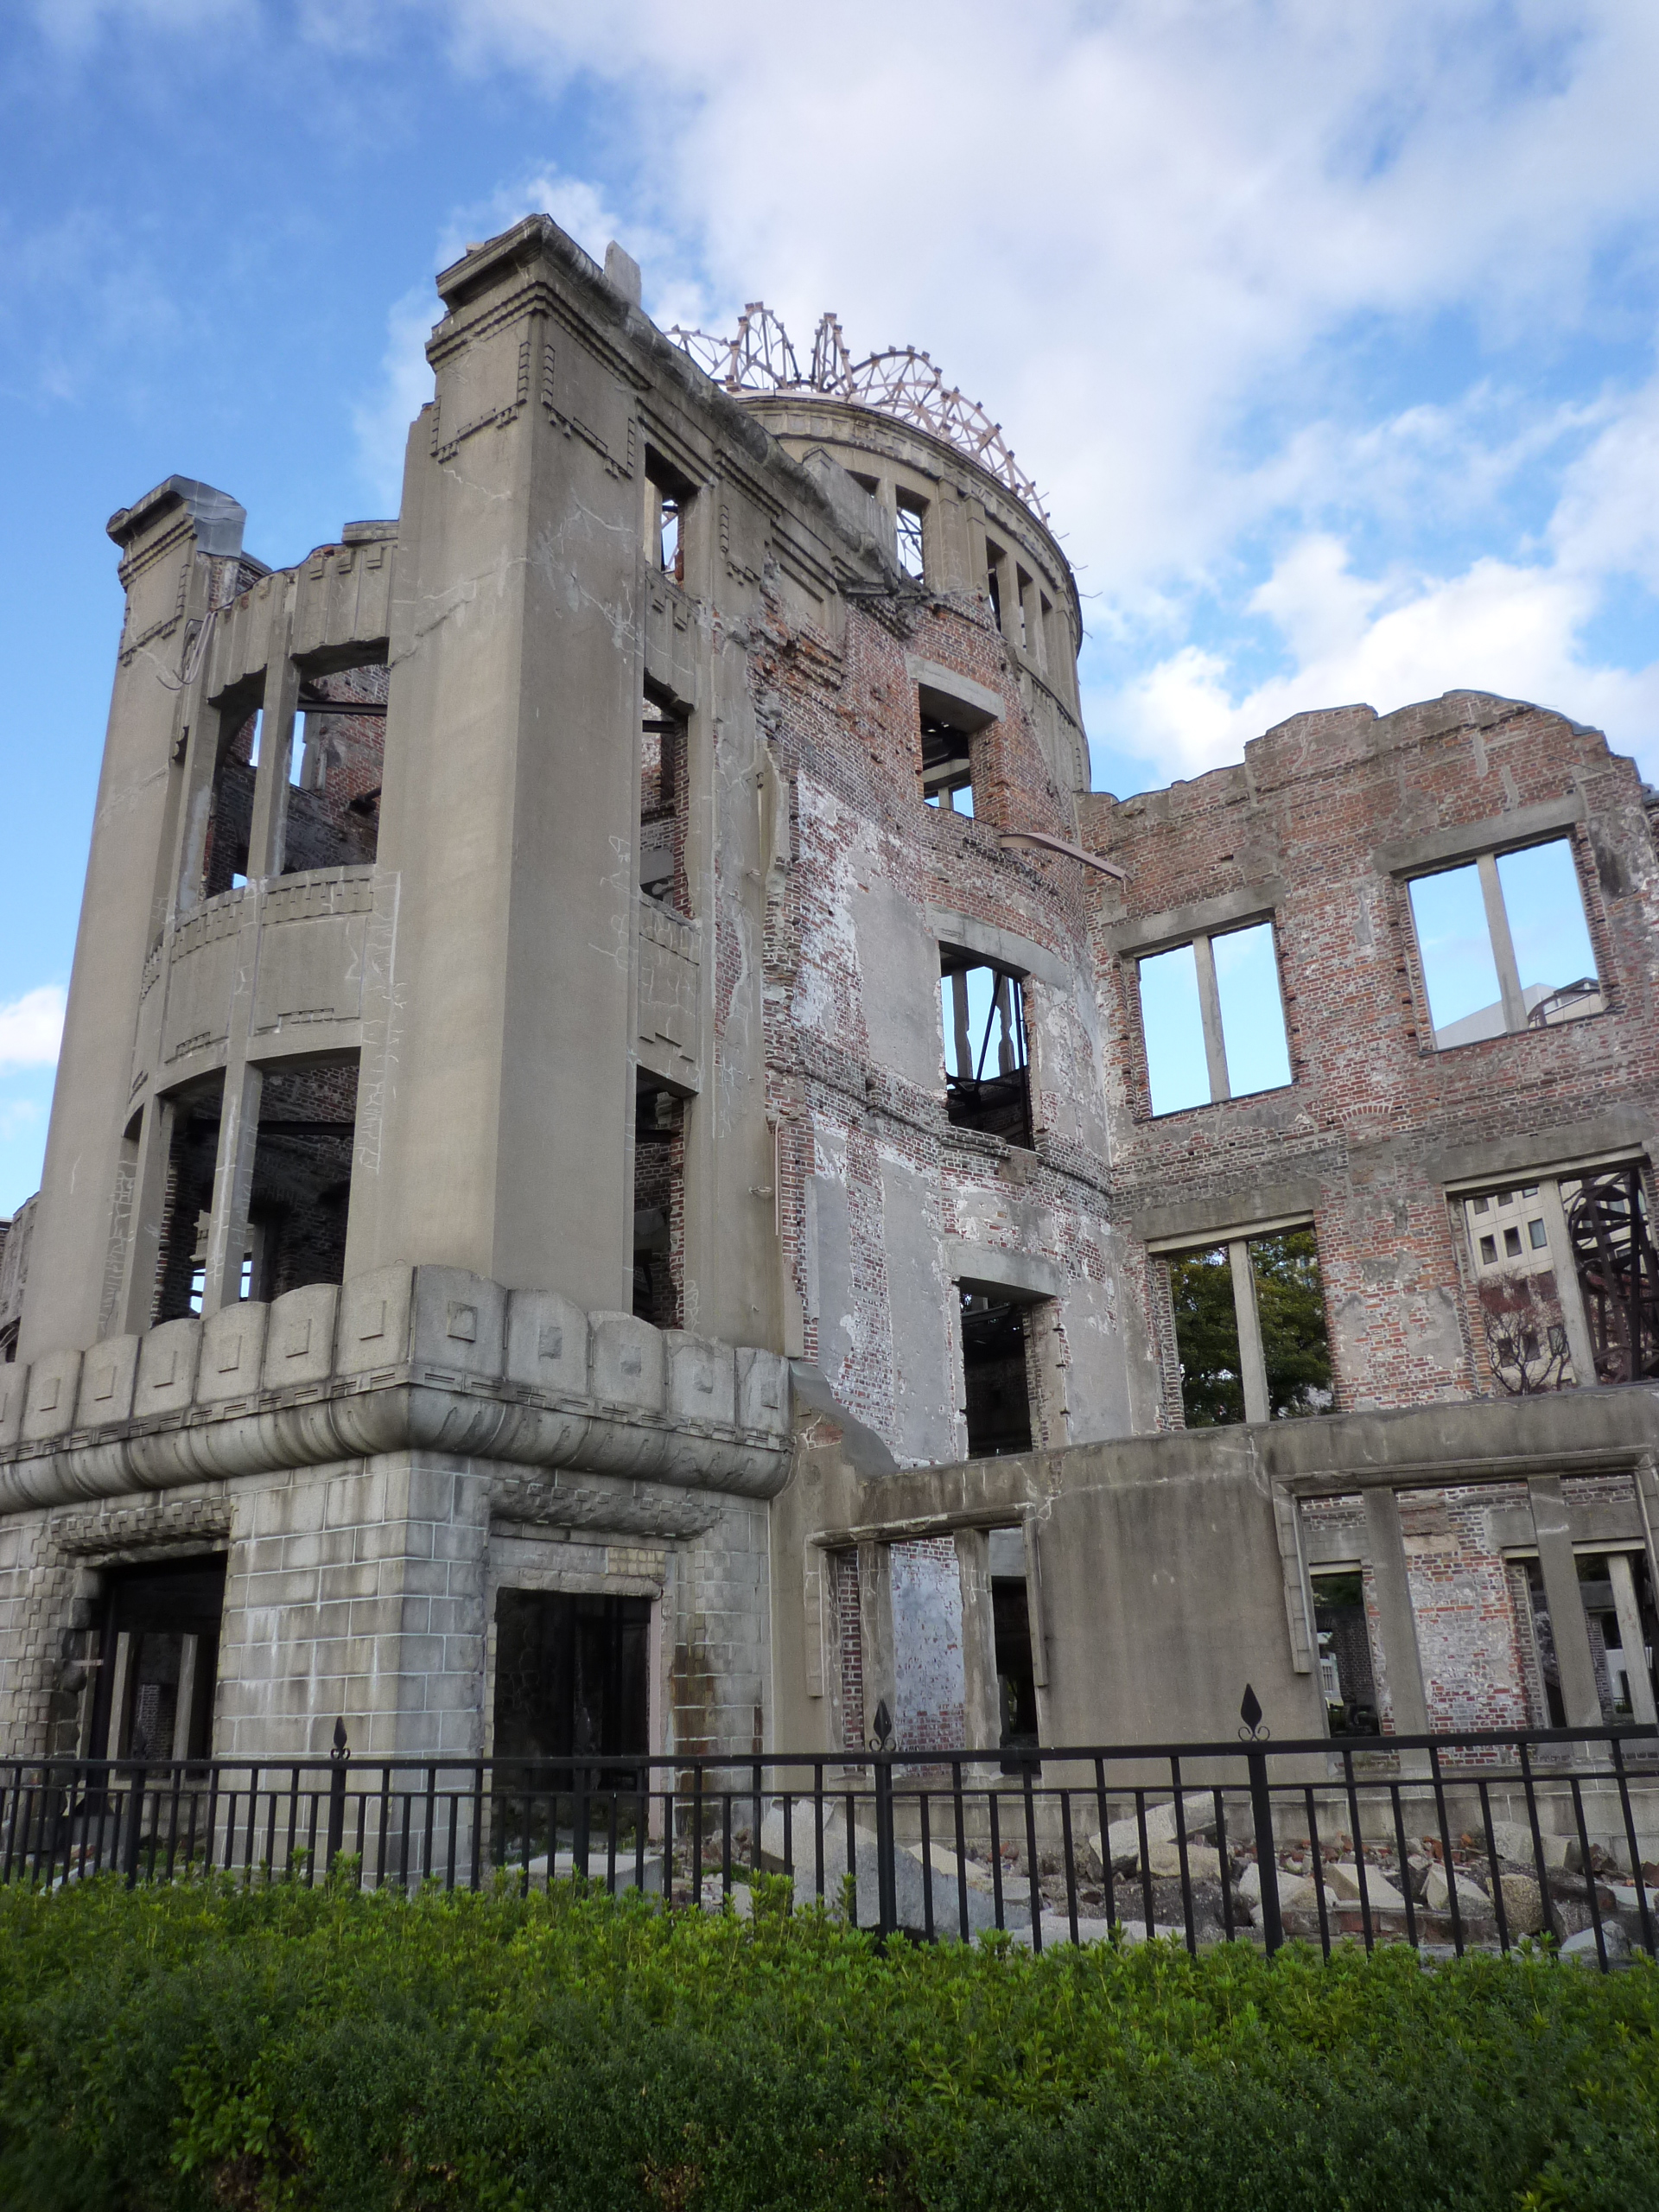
[
  {"x1": 870, "y1": 1698, "x2": 897, "y2": 1939},
  {"x1": 325, "y1": 1719, "x2": 348, "y2": 1874},
  {"x1": 1241, "y1": 1685, "x2": 1281, "y2": 1956}
]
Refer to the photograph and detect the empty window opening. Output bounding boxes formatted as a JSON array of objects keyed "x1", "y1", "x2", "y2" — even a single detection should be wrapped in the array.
[
  {"x1": 889, "y1": 1537, "x2": 967, "y2": 1754},
  {"x1": 1166, "y1": 1225, "x2": 1333, "y2": 1428},
  {"x1": 983, "y1": 543, "x2": 1006, "y2": 633},
  {"x1": 920, "y1": 709, "x2": 975, "y2": 815},
  {"x1": 940, "y1": 955, "x2": 1032, "y2": 1146},
  {"x1": 1014, "y1": 567, "x2": 1033, "y2": 652},
  {"x1": 1311, "y1": 1568, "x2": 1377, "y2": 1737},
  {"x1": 639, "y1": 689, "x2": 688, "y2": 912},
  {"x1": 1135, "y1": 918, "x2": 1290, "y2": 1116},
  {"x1": 632, "y1": 1074, "x2": 683, "y2": 1329},
  {"x1": 988, "y1": 1527, "x2": 1039, "y2": 1769},
  {"x1": 1577, "y1": 1549, "x2": 1659, "y2": 1725},
  {"x1": 894, "y1": 496, "x2": 926, "y2": 582},
  {"x1": 284, "y1": 664, "x2": 387, "y2": 874},
  {"x1": 492, "y1": 1589, "x2": 652, "y2": 1853},
  {"x1": 87, "y1": 1554, "x2": 226, "y2": 1764},
  {"x1": 960, "y1": 1286, "x2": 1034, "y2": 1458},
  {"x1": 200, "y1": 707, "x2": 258, "y2": 899},
  {"x1": 242, "y1": 1060, "x2": 358, "y2": 1300},
  {"x1": 154, "y1": 1077, "x2": 224, "y2": 1324},
  {"x1": 645, "y1": 451, "x2": 695, "y2": 586},
  {"x1": 1408, "y1": 836, "x2": 1601, "y2": 1050},
  {"x1": 1459, "y1": 1165, "x2": 1658, "y2": 1393}
]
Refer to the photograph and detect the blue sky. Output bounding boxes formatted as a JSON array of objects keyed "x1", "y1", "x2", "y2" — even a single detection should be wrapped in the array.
[{"x1": 3, "y1": 1, "x2": 1659, "y2": 1212}]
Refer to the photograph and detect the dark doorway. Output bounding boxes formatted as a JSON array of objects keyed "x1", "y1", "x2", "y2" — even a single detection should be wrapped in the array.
[
  {"x1": 632, "y1": 1076, "x2": 682, "y2": 1327},
  {"x1": 154, "y1": 1078, "x2": 225, "y2": 1323},
  {"x1": 960, "y1": 1287, "x2": 1034, "y2": 1457},
  {"x1": 88, "y1": 1554, "x2": 226, "y2": 1764},
  {"x1": 1311, "y1": 1569, "x2": 1377, "y2": 1736},
  {"x1": 493, "y1": 1590, "x2": 652, "y2": 1776},
  {"x1": 988, "y1": 1533, "x2": 1039, "y2": 1772},
  {"x1": 245, "y1": 1061, "x2": 357, "y2": 1299}
]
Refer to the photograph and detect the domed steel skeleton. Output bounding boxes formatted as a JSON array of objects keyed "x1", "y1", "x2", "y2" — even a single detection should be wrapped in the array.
[{"x1": 666, "y1": 305, "x2": 1046, "y2": 521}]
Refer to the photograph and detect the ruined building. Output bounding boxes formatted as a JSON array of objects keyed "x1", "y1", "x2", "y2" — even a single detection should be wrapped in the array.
[{"x1": 2, "y1": 213, "x2": 1656, "y2": 1783}]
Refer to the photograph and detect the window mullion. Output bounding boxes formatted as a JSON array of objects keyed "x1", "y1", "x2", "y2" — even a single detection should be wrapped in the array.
[
  {"x1": 1477, "y1": 850, "x2": 1528, "y2": 1033},
  {"x1": 1229, "y1": 1238, "x2": 1270, "y2": 1423},
  {"x1": 1192, "y1": 933, "x2": 1231, "y2": 1102},
  {"x1": 1536, "y1": 1176, "x2": 1599, "y2": 1387}
]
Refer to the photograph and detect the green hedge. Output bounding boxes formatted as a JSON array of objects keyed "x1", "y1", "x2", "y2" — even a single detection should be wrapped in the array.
[{"x1": 1, "y1": 1871, "x2": 1656, "y2": 2210}]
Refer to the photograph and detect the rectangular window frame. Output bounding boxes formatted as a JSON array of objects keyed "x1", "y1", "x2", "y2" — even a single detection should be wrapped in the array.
[
  {"x1": 1131, "y1": 913, "x2": 1292, "y2": 1116},
  {"x1": 1404, "y1": 830, "x2": 1603, "y2": 1051},
  {"x1": 1149, "y1": 1211, "x2": 1331, "y2": 1427},
  {"x1": 939, "y1": 952, "x2": 1034, "y2": 1149},
  {"x1": 1450, "y1": 1154, "x2": 1658, "y2": 1393}
]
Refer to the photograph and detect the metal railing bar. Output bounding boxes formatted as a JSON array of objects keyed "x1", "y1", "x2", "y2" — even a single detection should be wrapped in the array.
[
  {"x1": 1340, "y1": 1746, "x2": 1375, "y2": 1955},
  {"x1": 1171, "y1": 1755, "x2": 1195, "y2": 1959},
  {"x1": 1478, "y1": 1779, "x2": 1510, "y2": 1955},
  {"x1": 1569, "y1": 1773, "x2": 1606, "y2": 1970},
  {"x1": 1428, "y1": 1741, "x2": 1463, "y2": 1957},
  {"x1": 1611, "y1": 1737, "x2": 1654, "y2": 1956},
  {"x1": 1021, "y1": 1764, "x2": 1042, "y2": 1954}
]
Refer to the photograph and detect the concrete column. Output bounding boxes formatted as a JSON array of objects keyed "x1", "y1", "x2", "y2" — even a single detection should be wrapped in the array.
[
  {"x1": 246, "y1": 642, "x2": 300, "y2": 879},
  {"x1": 855, "y1": 1539, "x2": 896, "y2": 1749},
  {"x1": 1478, "y1": 851, "x2": 1528, "y2": 1033},
  {"x1": 1229, "y1": 1238, "x2": 1270, "y2": 1424},
  {"x1": 1536, "y1": 1178, "x2": 1599, "y2": 1387},
  {"x1": 1192, "y1": 934, "x2": 1230, "y2": 1103},
  {"x1": 1362, "y1": 1486, "x2": 1431, "y2": 1736},
  {"x1": 1527, "y1": 1473, "x2": 1604, "y2": 1728},
  {"x1": 955, "y1": 1529, "x2": 1000, "y2": 1752},
  {"x1": 200, "y1": 1060, "x2": 263, "y2": 1318},
  {"x1": 1606, "y1": 1552, "x2": 1657, "y2": 1724},
  {"x1": 346, "y1": 239, "x2": 644, "y2": 1311},
  {"x1": 115, "y1": 1090, "x2": 174, "y2": 1335},
  {"x1": 20, "y1": 480, "x2": 245, "y2": 1361}
]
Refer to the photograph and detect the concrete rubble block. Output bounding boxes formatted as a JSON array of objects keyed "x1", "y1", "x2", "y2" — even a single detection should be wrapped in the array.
[
  {"x1": 410, "y1": 1267, "x2": 505, "y2": 1384},
  {"x1": 1424, "y1": 1864, "x2": 1493, "y2": 1914},
  {"x1": 588, "y1": 1312, "x2": 665, "y2": 1415},
  {"x1": 664, "y1": 1332, "x2": 736, "y2": 1426},
  {"x1": 335, "y1": 1268, "x2": 416, "y2": 1377},
  {"x1": 757, "y1": 1795, "x2": 1027, "y2": 1936},
  {"x1": 261, "y1": 1285, "x2": 339, "y2": 1391},
  {"x1": 1088, "y1": 1792, "x2": 1217, "y2": 1873},
  {"x1": 22, "y1": 1349, "x2": 82, "y2": 1442},
  {"x1": 74, "y1": 1335, "x2": 139, "y2": 1427},
  {"x1": 197, "y1": 1304, "x2": 268, "y2": 1405},
  {"x1": 1497, "y1": 1872, "x2": 1546, "y2": 1934},
  {"x1": 1327, "y1": 1863, "x2": 1408, "y2": 1911},
  {"x1": 734, "y1": 1346, "x2": 790, "y2": 1438},
  {"x1": 1561, "y1": 1921, "x2": 1632, "y2": 1965},
  {"x1": 1488, "y1": 1819, "x2": 1572, "y2": 1870},
  {"x1": 135, "y1": 1320, "x2": 198, "y2": 1418},
  {"x1": 505, "y1": 1288, "x2": 588, "y2": 1397},
  {"x1": 1274, "y1": 1873, "x2": 1341, "y2": 1916},
  {"x1": 1146, "y1": 1840, "x2": 1223, "y2": 1881}
]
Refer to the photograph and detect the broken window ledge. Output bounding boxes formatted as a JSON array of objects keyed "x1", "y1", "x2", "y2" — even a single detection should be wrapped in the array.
[
  {"x1": 1420, "y1": 1006, "x2": 1612, "y2": 1058},
  {"x1": 1135, "y1": 1080, "x2": 1298, "y2": 1124}
]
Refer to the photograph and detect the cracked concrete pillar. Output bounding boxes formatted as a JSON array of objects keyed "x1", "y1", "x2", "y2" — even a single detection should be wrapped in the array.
[
  {"x1": 22, "y1": 480, "x2": 245, "y2": 1361},
  {"x1": 346, "y1": 231, "x2": 645, "y2": 1309}
]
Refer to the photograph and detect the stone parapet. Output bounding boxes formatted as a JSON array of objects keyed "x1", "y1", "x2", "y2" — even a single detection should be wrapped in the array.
[{"x1": 0, "y1": 1264, "x2": 791, "y2": 1516}]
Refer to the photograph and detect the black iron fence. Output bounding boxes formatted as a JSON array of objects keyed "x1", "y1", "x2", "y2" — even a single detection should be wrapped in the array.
[{"x1": 4, "y1": 1703, "x2": 1656, "y2": 1972}]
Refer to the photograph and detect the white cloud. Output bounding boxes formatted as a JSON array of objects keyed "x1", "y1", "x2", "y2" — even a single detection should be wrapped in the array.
[
  {"x1": 0, "y1": 988, "x2": 66, "y2": 1073},
  {"x1": 336, "y1": 3, "x2": 1659, "y2": 780},
  {"x1": 351, "y1": 288, "x2": 437, "y2": 514}
]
